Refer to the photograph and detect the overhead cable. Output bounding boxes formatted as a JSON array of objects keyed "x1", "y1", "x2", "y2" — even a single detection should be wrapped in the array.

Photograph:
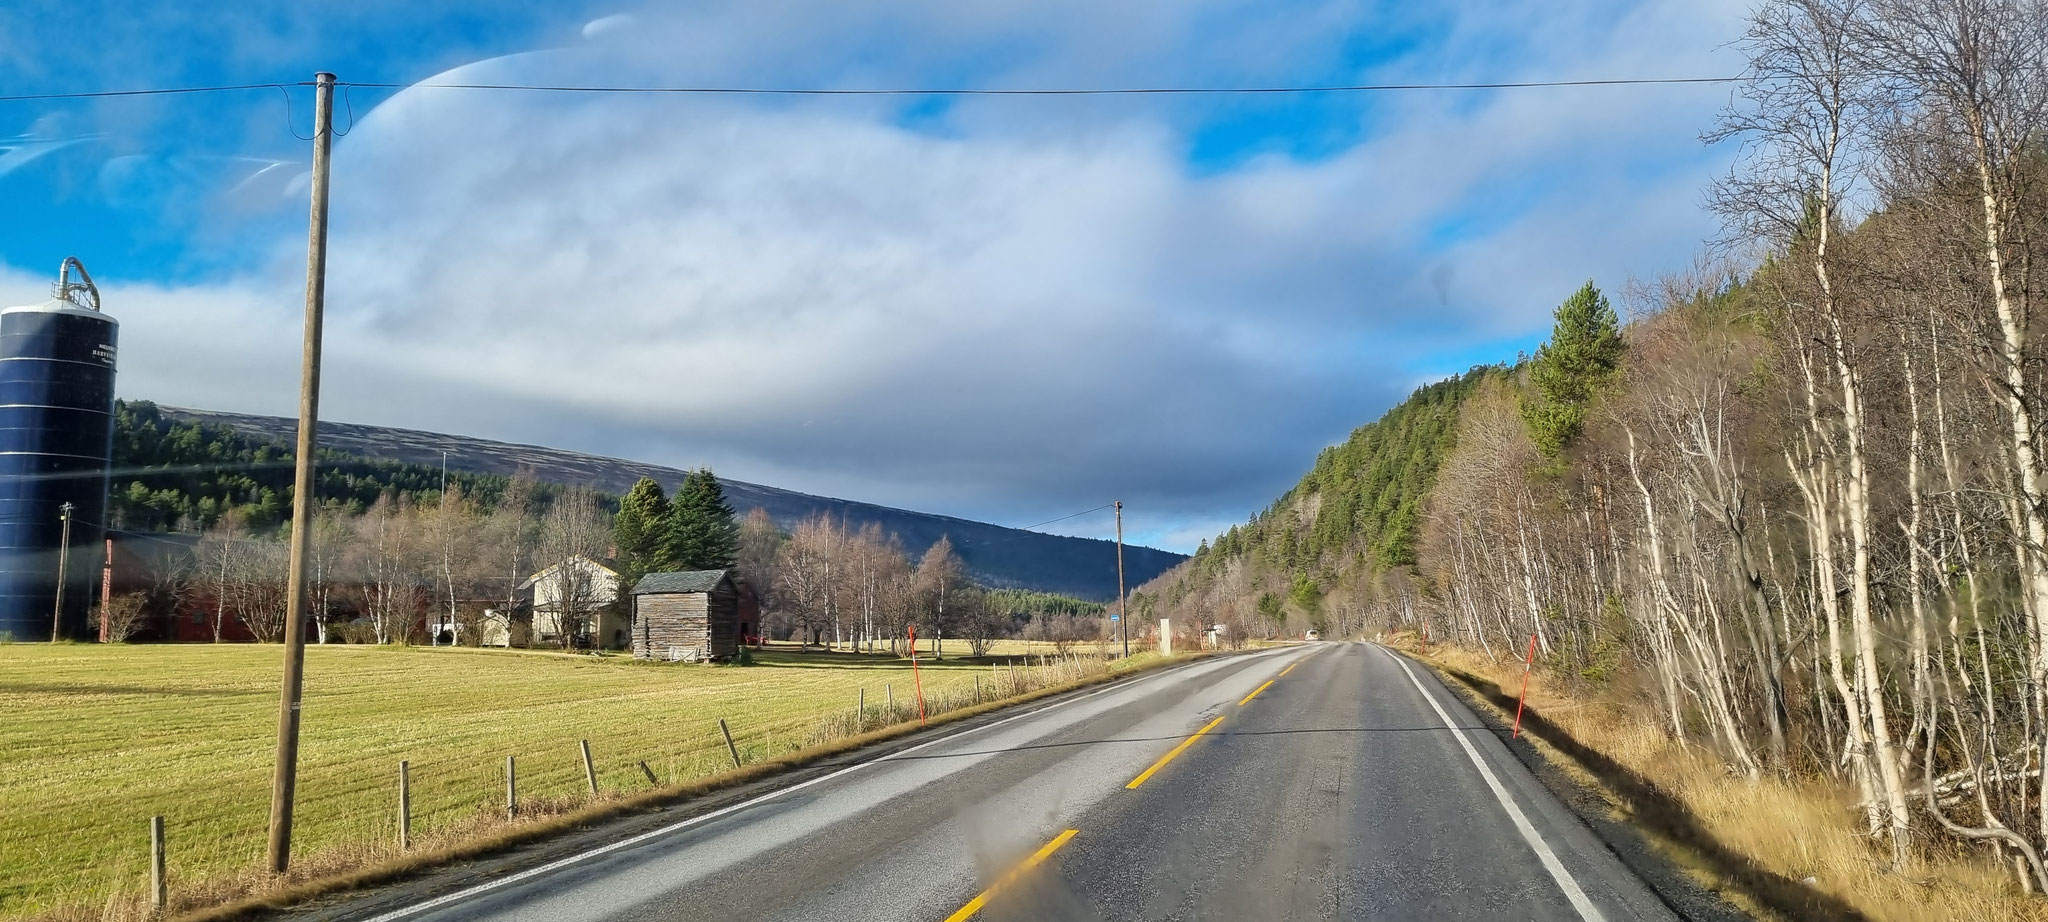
[
  {"x1": 332, "y1": 76, "x2": 1745, "y2": 95},
  {"x1": 0, "y1": 75, "x2": 1748, "y2": 104},
  {"x1": 1017, "y1": 503, "x2": 1116, "y2": 532}
]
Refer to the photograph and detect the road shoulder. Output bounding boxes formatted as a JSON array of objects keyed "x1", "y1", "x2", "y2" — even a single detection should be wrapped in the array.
[{"x1": 1404, "y1": 652, "x2": 1758, "y2": 922}]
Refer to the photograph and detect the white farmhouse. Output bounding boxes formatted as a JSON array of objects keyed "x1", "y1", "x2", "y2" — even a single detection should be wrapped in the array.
[{"x1": 481, "y1": 556, "x2": 627, "y2": 649}]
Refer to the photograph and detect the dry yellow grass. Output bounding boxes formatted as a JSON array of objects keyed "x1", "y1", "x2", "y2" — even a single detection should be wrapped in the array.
[
  {"x1": 0, "y1": 642, "x2": 1129, "y2": 921},
  {"x1": 1403, "y1": 638, "x2": 2043, "y2": 922}
]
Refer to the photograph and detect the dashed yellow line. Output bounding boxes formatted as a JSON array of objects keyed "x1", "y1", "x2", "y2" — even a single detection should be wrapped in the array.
[
  {"x1": 1121, "y1": 660, "x2": 1297, "y2": 795},
  {"x1": 1125, "y1": 715, "x2": 1226, "y2": 789},
  {"x1": 944, "y1": 828, "x2": 1079, "y2": 922}
]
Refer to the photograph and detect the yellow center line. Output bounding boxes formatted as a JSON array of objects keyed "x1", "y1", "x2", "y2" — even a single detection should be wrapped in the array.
[
  {"x1": 1279, "y1": 662, "x2": 1299, "y2": 677},
  {"x1": 944, "y1": 828, "x2": 1079, "y2": 922},
  {"x1": 1238, "y1": 679, "x2": 1275, "y2": 706},
  {"x1": 1125, "y1": 715, "x2": 1226, "y2": 789}
]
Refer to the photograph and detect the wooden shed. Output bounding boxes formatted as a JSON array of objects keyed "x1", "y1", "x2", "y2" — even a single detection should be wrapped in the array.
[{"x1": 629, "y1": 569, "x2": 754, "y2": 662}]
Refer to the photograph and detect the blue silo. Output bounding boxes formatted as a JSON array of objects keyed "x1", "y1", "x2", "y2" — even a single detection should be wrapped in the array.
[{"x1": 0, "y1": 258, "x2": 117, "y2": 642}]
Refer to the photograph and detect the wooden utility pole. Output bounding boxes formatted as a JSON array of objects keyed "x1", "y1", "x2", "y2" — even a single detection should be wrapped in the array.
[
  {"x1": 266, "y1": 71, "x2": 334, "y2": 875},
  {"x1": 1116, "y1": 501, "x2": 1128, "y2": 659},
  {"x1": 440, "y1": 449, "x2": 455, "y2": 641},
  {"x1": 51, "y1": 501, "x2": 73, "y2": 642}
]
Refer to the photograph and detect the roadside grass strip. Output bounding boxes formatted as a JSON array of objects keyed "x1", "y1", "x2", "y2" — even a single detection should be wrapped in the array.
[
  {"x1": 0, "y1": 643, "x2": 1168, "y2": 920},
  {"x1": 943, "y1": 829, "x2": 1079, "y2": 922}
]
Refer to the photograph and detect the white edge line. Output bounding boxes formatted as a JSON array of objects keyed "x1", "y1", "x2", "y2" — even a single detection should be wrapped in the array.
[
  {"x1": 1378, "y1": 645, "x2": 1608, "y2": 922},
  {"x1": 362, "y1": 648, "x2": 1296, "y2": 922}
]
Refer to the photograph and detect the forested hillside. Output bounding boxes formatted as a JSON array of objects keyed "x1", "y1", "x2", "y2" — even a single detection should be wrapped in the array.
[
  {"x1": 111, "y1": 401, "x2": 1179, "y2": 602},
  {"x1": 108, "y1": 413, "x2": 1142, "y2": 649},
  {"x1": 1152, "y1": 366, "x2": 1496, "y2": 635},
  {"x1": 164, "y1": 406, "x2": 1183, "y2": 599},
  {"x1": 1143, "y1": 0, "x2": 2048, "y2": 892},
  {"x1": 110, "y1": 401, "x2": 529, "y2": 530}
]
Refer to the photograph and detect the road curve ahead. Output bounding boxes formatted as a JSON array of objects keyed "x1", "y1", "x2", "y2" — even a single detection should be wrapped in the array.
[{"x1": 351, "y1": 644, "x2": 1678, "y2": 922}]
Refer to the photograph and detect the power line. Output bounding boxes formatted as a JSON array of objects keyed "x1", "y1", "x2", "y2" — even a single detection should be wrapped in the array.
[
  {"x1": 1017, "y1": 503, "x2": 1115, "y2": 532},
  {"x1": 0, "y1": 75, "x2": 1747, "y2": 104},
  {"x1": 336, "y1": 76, "x2": 1746, "y2": 95},
  {"x1": 0, "y1": 82, "x2": 306, "y2": 102}
]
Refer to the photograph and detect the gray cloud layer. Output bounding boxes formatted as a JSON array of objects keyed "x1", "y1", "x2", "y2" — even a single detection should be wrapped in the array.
[{"x1": 0, "y1": 1, "x2": 1746, "y2": 549}]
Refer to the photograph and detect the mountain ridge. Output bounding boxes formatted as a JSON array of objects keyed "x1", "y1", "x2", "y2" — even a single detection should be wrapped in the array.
[{"x1": 160, "y1": 406, "x2": 1183, "y2": 601}]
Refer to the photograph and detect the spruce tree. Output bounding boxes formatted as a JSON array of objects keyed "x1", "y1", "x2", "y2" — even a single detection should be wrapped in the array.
[
  {"x1": 663, "y1": 468, "x2": 740, "y2": 570},
  {"x1": 613, "y1": 478, "x2": 671, "y2": 585},
  {"x1": 1521, "y1": 281, "x2": 1623, "y2": 457}
]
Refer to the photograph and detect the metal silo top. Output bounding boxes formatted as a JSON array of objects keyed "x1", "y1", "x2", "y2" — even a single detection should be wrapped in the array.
[
  {"x1": 2, "y1": 298, "x2": 119, "y2": 321},
  {"x1": 4, "y1": 255, "x2": 116, "y2": 322}
]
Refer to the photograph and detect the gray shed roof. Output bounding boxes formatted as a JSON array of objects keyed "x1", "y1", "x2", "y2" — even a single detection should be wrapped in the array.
[{"x1": 630, "y1": 569, "x2": 732, "y2": 595}]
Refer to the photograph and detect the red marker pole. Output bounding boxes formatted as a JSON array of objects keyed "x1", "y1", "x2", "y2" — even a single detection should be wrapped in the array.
[
  {"x1": 1513, "y1": 632, "x2": 1538, "y2": 738},
  {"x1": 908, "y1": 625, "x2": 927, "y2": 725}
]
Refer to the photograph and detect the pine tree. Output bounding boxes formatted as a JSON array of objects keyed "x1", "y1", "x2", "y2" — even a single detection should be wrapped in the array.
[
  {"x1": 1521, "y1": 281, "x2": 1623, "y2": 457},
  {"x1": 663, "y1": 468, "x2": 739, "y2": 570},
  {"x1": 613, "y1": 478, "x2": 671, "y2": 585}
]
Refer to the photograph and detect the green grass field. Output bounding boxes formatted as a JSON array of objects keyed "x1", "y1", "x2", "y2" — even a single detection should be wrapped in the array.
[{"x1": 0, "y1": 642, "x2": 1082, "y2": 918}]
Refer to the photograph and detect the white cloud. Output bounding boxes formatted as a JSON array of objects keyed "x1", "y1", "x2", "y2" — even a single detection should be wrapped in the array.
[{"x1": 2, "y1": 0, "x2": 1754, "y2": 550}]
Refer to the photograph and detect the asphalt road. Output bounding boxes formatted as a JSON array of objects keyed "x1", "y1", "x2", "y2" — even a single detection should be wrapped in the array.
[{"x1": 349, "y1": 643, "x2": 1680, "y2": 922}]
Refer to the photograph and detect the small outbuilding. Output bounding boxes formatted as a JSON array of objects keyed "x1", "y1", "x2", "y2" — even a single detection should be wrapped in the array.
[{"x1": 629, "y1": 569, "x2": 756, "y2": 662}]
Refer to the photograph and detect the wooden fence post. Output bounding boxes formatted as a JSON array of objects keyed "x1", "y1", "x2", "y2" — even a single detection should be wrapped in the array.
[
  {"x1": 886, "y1": 684, "x2": 893, "y2": 716},
  {"x1": 149, "y1": 815, "x2": 166, "y2": 913},
  {"x1": 580, "y1": 740, "x2": 599, "y2": 795},
  {"x1": 719, "y1": 719, "x2": 742, "y2": 769},
  {"x1": 638, "y1": 760, "x2": 659, "y2": 787},
  {"x1": 975, "y1": 675, "x2": 982, "y2": 702},
  {"x1": 398, "y1": 761, "x2": 411, "y2": 850},
  {"x1": 858, "y1": 686, "x2": 865, "y2": 721},
  {"x1": 505, "y1": 756, "x2": 517, "y2": 819}
]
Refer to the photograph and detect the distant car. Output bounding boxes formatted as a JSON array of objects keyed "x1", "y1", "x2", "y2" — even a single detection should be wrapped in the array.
[{"x1": 1304, "y1": 630, "x2": 1321, "y2": 641}]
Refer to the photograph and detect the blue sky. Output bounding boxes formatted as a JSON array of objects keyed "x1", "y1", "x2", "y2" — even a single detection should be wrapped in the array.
[{"x1": 0, "y1": 0, "x2": 1748, "y2": 551}]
